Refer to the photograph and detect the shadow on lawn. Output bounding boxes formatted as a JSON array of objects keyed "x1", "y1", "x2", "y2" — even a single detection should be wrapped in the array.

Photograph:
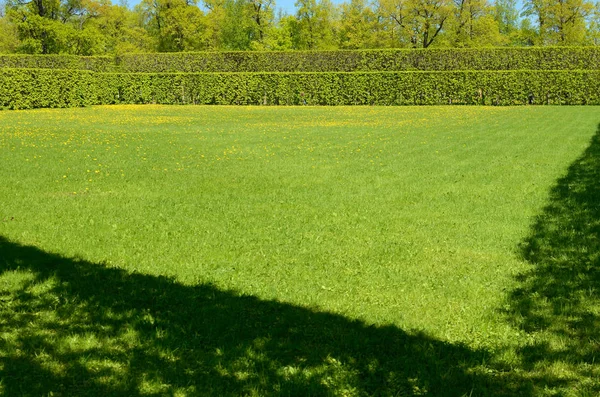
[
  {"x1": 508, "y1": 123, "x2": 600, "y2": 394},
  {"x1": 0, "y1": 235, "x2": 528, "y2": 396},
  {"x1": 8, "y1": 126, "x2": 600, "y2": 397}
]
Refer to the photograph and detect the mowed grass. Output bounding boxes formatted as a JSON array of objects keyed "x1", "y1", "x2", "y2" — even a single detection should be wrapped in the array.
[{"x1": 0, "y1": 105, "x2": 599, "y2": 396}]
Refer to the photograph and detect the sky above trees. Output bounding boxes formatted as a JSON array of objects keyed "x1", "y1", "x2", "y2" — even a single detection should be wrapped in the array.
[
  {"x1": 122, "y1": 0, "x2": 525, "y2": 17},
  {"x1": 130, "y1": 0, "x2": 307, "y2": 14}
]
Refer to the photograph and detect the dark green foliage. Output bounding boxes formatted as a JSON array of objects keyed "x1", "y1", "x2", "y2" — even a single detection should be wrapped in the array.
[
  {"x1": 2, "y1": 69, "x2": 599, "y2": 108},
  {"x1": 1, "y1": 47, "x2": 600, "y2": 73},
  {"x1": 0, "y1": 69, "x2": 96, "y2": 109},
  {"x1": 0, "y1": 55, "x2": 115, "y2": 72},
  {"x1": 1, "y1": 48, "x2": 599, "y2": 109},
  {"x1": 96, "y1": 70, "x2": 600, "y2": 106},
  {"x1": 115, "y1": 47, "x2": 600, "y2": 72},
  {"x1": 0, "y1": 69, "x2": 600, "y2": 108}
]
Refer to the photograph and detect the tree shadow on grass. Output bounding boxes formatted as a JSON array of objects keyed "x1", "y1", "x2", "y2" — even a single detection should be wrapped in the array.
[
  {"x1": 508, "y1": 124, "x2": 600, "y2": 395},
  {"x1": 0, "y1": 235, "x2": 528, "y2": 396}
]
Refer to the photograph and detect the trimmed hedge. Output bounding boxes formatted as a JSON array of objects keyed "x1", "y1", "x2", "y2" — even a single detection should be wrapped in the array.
[
  {"x1": 0, "y1": 55, "x2": 115, "y2": 72},
  {"x1": 96, "y1": 71, "x2": 600, "y2": 106},
  {"x1": 115, "y1": 47, "x2": 600, "y2": 73},
  {"x1": 0, "y1": 69, "x2": 96, "y2": 109},
  {"x1": 3, "y1": 68, "x2": 599, "y2": 109},
  {"x1": 1, "y1": 47, "x2": 599, "y2": 73}
]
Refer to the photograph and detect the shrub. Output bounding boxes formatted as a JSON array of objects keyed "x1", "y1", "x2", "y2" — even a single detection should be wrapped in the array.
[
  {"x1": 0, "y1": 68, "x2": 96, "y2": 109},
  {"x1": 0, "y1": 55, "x2": 115, "y2": 72},
  {"x1": 2, "y1": 47, "x2": 599, "y2": 73},
  {"x1": 99, "y1": 70, "x2": 600, "y2": 106},
  {"x1": 3, "y1": 68, "x2": 598, "y2": 109},
  {"x1": 115, "y1": 48, "x2": 600, "y2": 73}
]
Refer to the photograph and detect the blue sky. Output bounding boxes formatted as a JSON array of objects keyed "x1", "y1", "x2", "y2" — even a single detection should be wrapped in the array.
[
  {"x1": 273, "y1": 0, "x2": 527, "y2": 17},
  {"x1": 274, "y1": 0, "x2": 303, "y2": 14},
  {"x1": 125, "y1": 0, "x2": 341, "y2": 15},
  {"x1": 126, "y1": 0, "x2": 526, "y2": 19}
]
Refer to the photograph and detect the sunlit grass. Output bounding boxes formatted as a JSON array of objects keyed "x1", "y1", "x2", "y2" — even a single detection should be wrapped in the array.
[{"x1": 0, "y1": 105, "x2": 599, "y2": 396}]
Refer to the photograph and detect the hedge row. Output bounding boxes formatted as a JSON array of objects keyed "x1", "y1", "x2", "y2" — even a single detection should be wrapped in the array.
[
  {"x1": 1, "y1": 47, "x2": 599, "y2": 73},
  {"x1": 97, "y1": 71, "x2": 600, "y2": 105},
  {"x1": 2, "y1": 68, "x2": 599, "y2": 109},
  {"x1": 0, "y1": 55, "x2": 115, "y2": 72},
  {"x1": 0, "y1": 69, "x2": 96, "y2": 109},
  {"x1": 115, "y1": 47, "x2": 600, "y2": 73}
]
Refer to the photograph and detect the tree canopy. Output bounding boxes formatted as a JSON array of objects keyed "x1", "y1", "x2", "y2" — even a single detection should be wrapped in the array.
[{"x1": 0, "y1": 0, "x2": 598, "y2": 54}]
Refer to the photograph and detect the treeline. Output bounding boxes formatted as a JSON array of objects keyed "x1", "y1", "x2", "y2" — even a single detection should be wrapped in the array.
[{"x1": 0, "y1": 0, "x2": 599, "y2": 55}]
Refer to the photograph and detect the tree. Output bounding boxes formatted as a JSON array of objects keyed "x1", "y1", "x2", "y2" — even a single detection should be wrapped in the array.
[
  {"x1": 409, "y1": 0, "x2": 453, "y2": 47},
  {"x1": 377, "y1": 0, "x2": 453, "y2": 48},
  {"x1": 586, "y1": 2, "x2": 600, "y2": 44},
  {"x1": 209, "y1": 0, "x2": 275, "y2": 50},
  {"x1": 338, "y1": 0, "x2": 387, "y2": 48},
  {"x1": 3, "y1": 0, "x2": 153, "y2": 54},
  {"x1": 494, "y1": 0, "x2": 519, "y2": 35},
  {"x1": 262, "y1": 12, "x2": 295, "y2": 49},
  {"x1": 522, "y1": 0, "x2": 594, "y2": 44},
  {"x1": 247, "y1": 0, "x2": 275, "y2": 46},
  {"x1": 449, "y1": 0, "x2": 505, "y2": 46},
  {"x1": 0, "y1": 3, "x2": 20, "y2": 52},
  {"x1": 376, "y1": 0, "x2": 411, "y2": 47},
  {"x1": 136, "y1": 0, "x2": 209, "y2": 52},
  {"x1": 96, "y1": 4, "x2": 155, "y2": 54},
  {"x1": 218, "y1": 0, "x2": 253, "y2": 49},
  {"x1": 293, "y1": 0, "x2": 337, "y2": 49}
]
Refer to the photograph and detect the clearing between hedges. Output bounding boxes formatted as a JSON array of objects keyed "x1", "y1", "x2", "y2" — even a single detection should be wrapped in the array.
[{"x1": 0, "y1": 105, "x2": 599, "y2": 396}]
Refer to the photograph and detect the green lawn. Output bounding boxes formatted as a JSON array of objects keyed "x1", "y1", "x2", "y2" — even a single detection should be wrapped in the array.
[{"x1": 0, "y1": 105, "x2": 599, "y2": 396}]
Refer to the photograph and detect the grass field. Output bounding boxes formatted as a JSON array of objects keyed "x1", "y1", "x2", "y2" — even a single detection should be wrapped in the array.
[{"x1": 0, "y1": 105, "x2": 599, "y2": 396}]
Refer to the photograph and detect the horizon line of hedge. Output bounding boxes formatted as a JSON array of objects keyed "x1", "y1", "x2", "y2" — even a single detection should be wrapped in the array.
[
  {"x1": 115, "y1": 47, "x2": 600, "y2": 73},
  {"x1": 2, "y1": 68, "x2": 599, "y2": 109},
  {"x1": 1, "y1": 47, "x2": 599, "y2": 73},
  {"x1": 0, "y1": 55, "x2": 115, "y2": 72}
]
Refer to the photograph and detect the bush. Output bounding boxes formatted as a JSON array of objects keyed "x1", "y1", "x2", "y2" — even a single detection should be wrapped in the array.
[
  {"x1": 0, "y1": 55, "x2": 115, "y2": 72},
  {"x1": 2, "y1": 47, "x2": 599, "y2": 73},
  {"x1": 3, "y1": 69, "x2": 598, "y2": 109},
  {"x1": 115, "y1": 48, "x2": 600, "y2": 73},
  {"x1": 0, "y1": 68, "x2": 96, "y2": 109},
  {"x1": 99, "y1": 70, "x2": 600, "y2": 106}
]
